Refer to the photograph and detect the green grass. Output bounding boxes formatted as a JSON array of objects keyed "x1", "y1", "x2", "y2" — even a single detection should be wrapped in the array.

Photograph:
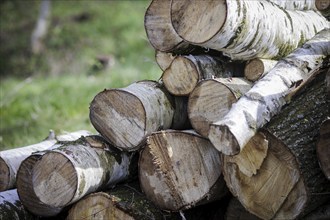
[{"x1": 0, "y1": 0, "x2": 162, "y2": 150}]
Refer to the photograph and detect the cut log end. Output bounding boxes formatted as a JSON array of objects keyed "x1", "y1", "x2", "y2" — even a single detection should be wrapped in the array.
[
  {"x1": 208, "y1": 124, "x2": 240, "y2": 155},
  {"x1": 188, "y1": 79, "x2": 237, "y2": 137},
  {"x1": 171, "y1": 0, "x2": 227, "y2": 44},
  {"x1": 33, "y1": 152, "x2": 77, "y2": 207},
  {"x1": 162, "y1": 56, "x2": 199, "y2": 96},
  {"x1": 0, "y1": 158, "x2": 10, "y2": 191},
  {"x1": 244, "y1": 59, "x2": 265, "y2": 82},
  {"x1": 90, "y1": 89, "x2": 146, "y2": 150},
  {"x1": 315, "y1": 0, "x2": 330, "y2": 11},
  {"x1": 155, "y1": 50, "x2": 176, "y2": 71},
  {"x1": 317, "y1": 118, "x2": 330, "y2": 180}
]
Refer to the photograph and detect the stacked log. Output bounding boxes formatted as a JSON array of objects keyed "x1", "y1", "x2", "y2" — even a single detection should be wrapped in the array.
[{"x1": 5, "y1": 1, "x2": 330, "y2": 219}]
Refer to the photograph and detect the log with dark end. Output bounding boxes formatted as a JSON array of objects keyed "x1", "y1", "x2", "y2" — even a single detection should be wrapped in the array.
[
  {"x1": 188, "y1": 77, "x2": 252, "y2": 138},
  {"x1": 139, "y1": 130, "x2": 228, "y2": 211}
]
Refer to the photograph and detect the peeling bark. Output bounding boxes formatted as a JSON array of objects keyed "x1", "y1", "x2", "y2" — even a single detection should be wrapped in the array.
[
  {"x1": 209, "y1": 29, "x2": 330, "y2": 155},
  {"x1": 0, "y1": 130, "x2": 91, "y2": 192},
  {"x1": 17, "y1": 135, "x2": 137, "y2": 217},
  {"x1": 171, "y1": 0, "x2": 329, "y2": 60}
]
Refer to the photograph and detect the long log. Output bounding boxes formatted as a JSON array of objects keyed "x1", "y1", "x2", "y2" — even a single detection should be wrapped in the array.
[
  {"x1": 209, "y1": 29, "x2": 330, "y2": 155},
  {"x1": 0, "y1": 189, "x2": 36, "y2": 220},
  {"x1": 162, "y1": 55, "x2": 245, "y2": 96},
  {"x1": 244, "y1": 58, "x2": 277, "y2": 82},
  {"x1": 139, "y1": 130, "x2": 228, "y2": 211},
  {"x1": 0, "y1": 130, "x2": 91, "y2": 192},
  {"x1": 171, "y1": 0, "x2": 329, "y2": 60},
  {"x1": 90, "y1": 80, "x2": 190, "y2": 151},
  {"x1": 316, "y1": 118, "x2": 330, "y2": 180},
  {"x1": 16, "y1": 135, "x2": 137, "y2": 217},
  {"x1": 221, "y1": 72, "x2": 330, "y2": 219},
  {"x1": 269, "y1": 0, "x2": 317, "y2": 10},
  {"x1": 188, "y1": 77, "x2": 252, "y2": 138}
]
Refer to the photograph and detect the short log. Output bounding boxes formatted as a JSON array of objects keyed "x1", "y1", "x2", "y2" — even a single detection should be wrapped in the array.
[{"x1": 244, "y1": 58, "x2": 277, "y2": 82}]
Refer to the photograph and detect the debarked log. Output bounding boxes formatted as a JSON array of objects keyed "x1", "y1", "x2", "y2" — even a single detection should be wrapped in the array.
[
  {"x1": 209, "y1": 29, "x2": 330, "y2": 155},
  {"x1": 0, "y1": 130, "x2": 91, "y2": 192},
  {"x1": 139, "y1": 130, "x2": 228, "y2": 211},
  {"x1": 222, "y1": 72, "x2": 330, "y2": 219},
  {"x1": 188, "y1": 77, "x2": 252, "y2": 138},
  {"x1": 171, "y1": 0, "x2": 329, "y2": 60},
  {"x1": 162, "y1": 54, "x2": 245, "y2": 96},
  {"x1": 0, "y1": 189, "x2": 36, "y2": 220},
  {"x1": 16, "y1": 135, "x2": 137, "y2": 217},
  {"x1": 90, "y1": 80, "x2": 189, "y2": 151}
]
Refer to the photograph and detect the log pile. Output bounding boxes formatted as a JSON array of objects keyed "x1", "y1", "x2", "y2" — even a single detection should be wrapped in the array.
[{"x1": 1, "y1": 0, "x2": 329, "y2": 219}]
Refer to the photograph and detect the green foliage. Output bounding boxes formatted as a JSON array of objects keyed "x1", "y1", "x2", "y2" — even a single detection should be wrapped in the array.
[{"x1": 0, "y1": 0, "x2": 162, "y2": 150}]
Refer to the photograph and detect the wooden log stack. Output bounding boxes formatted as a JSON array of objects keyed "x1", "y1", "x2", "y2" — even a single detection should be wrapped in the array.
[{"x1": 1, "y1": 0, "x2": 330, "y2": 219}]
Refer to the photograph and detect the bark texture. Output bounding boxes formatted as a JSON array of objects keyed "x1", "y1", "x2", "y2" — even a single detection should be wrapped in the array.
[
  {"x1": 17, "y1": 135, "x2": 137, "y2": 217},
  {"x1": 188, "y1": 77, "x2": 252, "y2": 138},
  {"x1": 209, "y1": 29, "x2": 330, "y2": 155},
  {"x1": 0, "y1": 189, "x2": 36, "y2": 220},
  {"x1": 90, "y1": 80, "x2": 175, "y2": 151},
  {"x1": 162, "y1": 54, "x2": 244, "y2": 96},
  {"x1": 317, "y1": 118, "x2": 330, "y2": 180},
  {"x1": 269, "y1": 0, "x2": 317, "y2": 10},
  {"x1": 171, "y1": 0, "x2": 329, "y2": 60},
  {"x1": 139, "y1": 130, "x2": 227, "y2": 211},
  {"x1": 222, "y1": 72, "x2": 330, "y2": 219},
  {"x1": 244, "y1": 58, "x2": 277, "y2": 82},
  {"x1": 0, "y1": 130, "x2": 91, "y2": 192}
]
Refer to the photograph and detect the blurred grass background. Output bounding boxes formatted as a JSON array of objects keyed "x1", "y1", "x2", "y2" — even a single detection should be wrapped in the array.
[{"x1": 0, "y1": 0, "x2": 161, "y2": 150}]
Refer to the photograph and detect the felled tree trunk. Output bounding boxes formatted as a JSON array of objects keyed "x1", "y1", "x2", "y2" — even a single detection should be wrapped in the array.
[
  {"x1": 316, "y1": 118, "x2": 330, "y2": 180},
  {"x1": 244, "y1": 58, "x2": 277, "y2": 82},
  {"x1": 269, "y1": 0, "x2": 317, "y2": 10},
  {"x1": 188, "y1": 77, "x2": 252, "y2": 137},
  {"x1": 155, "y1": 50, "x2": 176, "y2": 71},
  {"x1": 67, "y1": 182, "x2": 180, "y2": 220},
  {"x1": 16, "y1": 135, "x2": 137, "y2": 217},
  {"x1": 222, "y1": 72, "x2": 330, "y2": 219},
  {"x1": 0, "y1": 130, "x2": 91, "y2": 192},
  {"x1": 89, "y1": 81, "x2": 174, "y2": 151},
  {"x1": 171, "y1": 0, "x2": 328, "y2": 60},
  {"x1": 0, "y1": 189, "x2": 36, "y2": 220},
  {"x1": 139, "y1": 130, "x2": 228, "y2": 211},
  {"x1": 162, "y1": 55, "x2": 245, "y2": 96},
  {"x1": 209, "y1": 29, "x2": 330, "y2": 155}
]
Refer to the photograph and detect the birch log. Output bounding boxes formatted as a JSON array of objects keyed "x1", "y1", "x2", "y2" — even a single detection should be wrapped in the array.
[
  {"x1": 317, "y1": 118, "x2": 330, "y2": 180},
  {"x1": 162, "y1": 55, "x2": 245, "y2": 96},
  {"x1": 209, "y1": 29, "x2": 330, "y2": 155},
  {"x1": 67, "y1": 182, "x2": 180, "y2": 220},
  {"x1": 269, "y1": 0, "x2": 317, "y2": 10},
  {"x1": 145, "y1": 0, "x2": 193, "y2": 53},
  {"x1": 0, "y1": 189, "x2": 36, "y2": 220},
  {"x1": 188, "y1": 77, "x2": 252, "y2": 138},
  {"x1": 222, "y1": 72, "x2": 330, "y2": 219},
  {"x1": 315, "y1": 0, "x2": 330, "y2": 19},
  {"x1": 139, "y1": 130, "x2": 228, "y2": 211},
  {"x1": 16, "y1": 135, "x2": 137, "y2": 217},
  {"x1": 89, "y1": 81, "x2": 174, "y2": 151},
  {"x1": 171, "y1": 0, "x2": 329, "y2": 60},
  {"x1": 244, "y1": 58, "x2": 277, "y2": 82},
  {"x1": 156, "y1": 50, "x2": 176, "y2": 71},
  {"x1": 0, "y1": 130, "x2": 91, "y2": 192}
]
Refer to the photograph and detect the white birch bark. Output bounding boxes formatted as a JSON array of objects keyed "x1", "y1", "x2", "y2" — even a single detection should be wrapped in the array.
[
  {"x1": 0, "y1": 130, "x2": 91, "y2": 191},
  {"x1": 268, "y1": 0, "x2": 317, "y2": 10},
  {"x1": 171, "y1": 0, "x2": 329, "y2": 60},
  {"x1": 208, "y1": 28, "x2": 330, "y2": 155}
]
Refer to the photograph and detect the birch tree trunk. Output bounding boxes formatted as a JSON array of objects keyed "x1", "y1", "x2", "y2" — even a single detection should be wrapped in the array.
[
  {"x1": 188, "y1": 77, "x2": 252, "y2": 138},
  {"x1": 269, "y1": 0, "x2": 317, "y2": 10},
  {"x1": 0, "y1": 189, "x2": 37, "y2": 220},
  {"x1": 316, "y1": 118, "x2": 330, "y2": 180},
  {"x1": 222, "y1": 72, "x2": 330, "y2": 219},
  {"x1": 89, "y1": 81, "x2": 174, "y2": 151},
  {"x1": 139, "y1": 130, "x2": 228, "y2": 211},
  {"x1": 0, "y1": 130, "x2": 91, "y2": 192},
  {"x1": 244, "y1": 58, "x2": 277, "y2": 82},
  {"x1": 209, "y1": 29, "x2": 330, "y2": 155},
  {"x1": 16, "y1": 135, "x2": 137, "y2": 217},
  {"x1": 67, "y1": 182, "x2": 181, "y2": 220},
  {"x1": 171, "y1": 0, "x2": 329, "y2": 60},
  {"x1": 162, "y1": 55, "x2": 244, "y2": 96}
]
